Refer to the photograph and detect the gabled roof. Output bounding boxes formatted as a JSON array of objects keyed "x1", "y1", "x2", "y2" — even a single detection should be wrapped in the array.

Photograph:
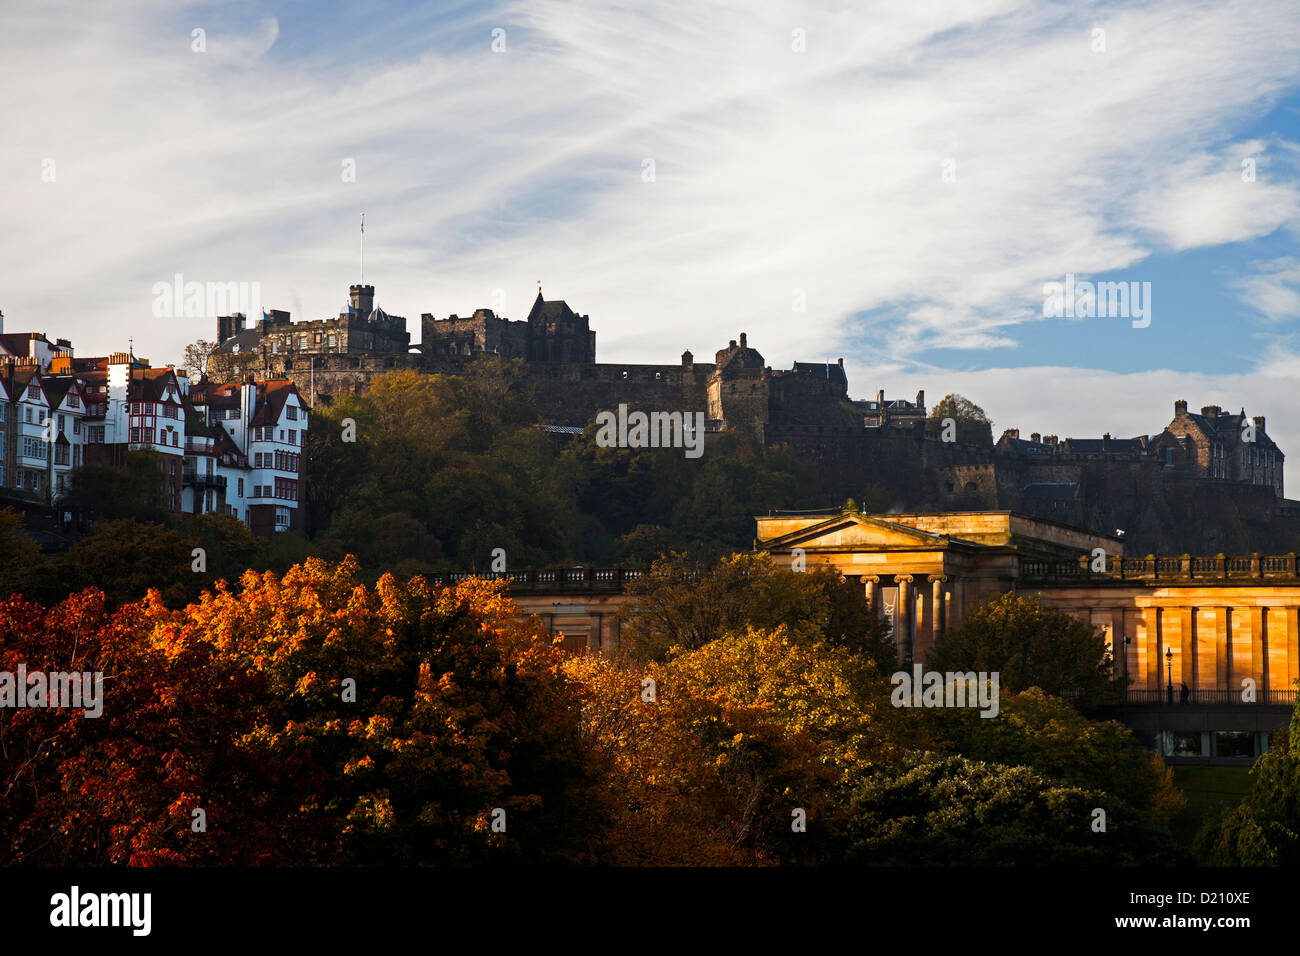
[
  {"x1": 128, "y1": 367, "x2": 182, "y2": 403},
  {"x1": 526, "y1": 290, "x2": 580, "y2": 324}
]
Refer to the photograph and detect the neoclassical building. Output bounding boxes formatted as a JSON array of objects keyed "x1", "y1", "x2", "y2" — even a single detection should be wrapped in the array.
[{"x1": 490, "y1": 506, "x2": 1300, "y2": 762}]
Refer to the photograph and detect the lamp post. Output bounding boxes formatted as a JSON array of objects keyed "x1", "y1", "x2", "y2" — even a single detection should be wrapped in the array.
[{"x1": 1166, "y1": 647, "x2": 1174, "y2": 706}]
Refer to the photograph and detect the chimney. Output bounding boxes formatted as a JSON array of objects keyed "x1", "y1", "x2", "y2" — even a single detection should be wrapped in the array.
[
  {"x1": 1004, "y1": 428, "x2": 1020, "y2": 440},
  {"x1": 1103, "y1": 432, "x2": 1111, "y2": 451},
  {"x1": 1174, "y1": 399, "x2": 1187, "y2": 416},
  {"x1": 739, "y1": 332, "x2": 748, "y2": 348},
  {"x1": 1254, "y1": 415, "x2": 1266, "y2": 432},
  {"x1": 1044, "y1": 434, "x2": 1058, "y2": 445},
  {"x1": 837, "y1": 357, "x2": 843, "y2": 366},
  {"x1": 1201, "y1": 405, "x2": 1220, "y2": 419},
  {"x1": 0, "y1": 309, "x2": 4, "y2": 335},
  {"x1": 349, "y1": 284, "x2": 375, "y2": 317},
  {"x1": 1030, "y1": 432, "x2": 1041, "y2": 443},
  {"x1": 916, "y1": 389, "x2": 925, "y2": 408},
  {"x1": 728, "y1": 339, "x2": 737, "y2": 349},
  {"x1": 682, "y1": 349, "x2": 694, "y2": 367}
]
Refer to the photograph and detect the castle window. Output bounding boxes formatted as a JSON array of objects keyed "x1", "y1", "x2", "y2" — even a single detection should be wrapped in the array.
[
  {"x1": 655, "y1": 372, "x2": 662, "y2": 380},
  {"x1": 622, "y1": 371, "x2": 628, "y2": 379}
]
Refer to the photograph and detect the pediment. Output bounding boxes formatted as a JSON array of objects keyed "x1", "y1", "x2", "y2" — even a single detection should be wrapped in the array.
[{"x1": 761, "y1": 514, "x2": 946, "y2": 552}]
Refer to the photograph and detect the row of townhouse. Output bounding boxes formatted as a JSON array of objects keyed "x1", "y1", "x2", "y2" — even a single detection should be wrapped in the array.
[{"x1": 0, "y1": 327, "x2": 310, "y2": 536}]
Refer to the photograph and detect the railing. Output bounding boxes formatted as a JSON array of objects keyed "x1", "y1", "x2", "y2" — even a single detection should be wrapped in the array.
[
  {"x1": 425, "y1": 568, "x2": 648, "y2": 592},
  {"x1": 1020, "y1": 553, "x2": 1300, "y2": 584},
  {"x1": 1118, "y1": 687, "x2": 1296, "y2": 706},
  {"x1": 182, "y1": 471, "x2": 228, "y2": 491}
]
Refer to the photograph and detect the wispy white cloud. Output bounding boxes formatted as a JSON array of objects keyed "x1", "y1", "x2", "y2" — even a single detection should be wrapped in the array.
[{"x1": 0, "y1": 0, "x2": 1298, "y2": 451}]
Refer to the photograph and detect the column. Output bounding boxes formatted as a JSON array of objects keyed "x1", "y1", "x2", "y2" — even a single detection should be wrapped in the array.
[
  {"x1": 930, "y1": 575, "x2": 947, "y2": 638},
  {"x1": 1198, "y1": 607, "x2": 1226, "y2": 691},
  {"x1": 897, "y1": 575, "x2": 913, "y2": 665},
  {"x1": 1141, "y1": 606, "x2": 1159, "y2": 691},
  {"x1": 865, "y1": 577, "x2": 879, "y2": 622},
  {"x1": 1176, "y1": 606, "x2": 1194, "y2": 691},
  {"x1": 1246, "y1": 607, "x2": 1265, "y2": 691}
]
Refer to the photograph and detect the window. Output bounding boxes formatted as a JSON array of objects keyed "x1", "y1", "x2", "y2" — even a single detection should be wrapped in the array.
[
  {"x1": 0, "y1": 404, "x2": 5, "y2": 421},
  {"x1": 67, "y1": 393, "x2": 79, "y2": 408},
  {"x1": 237, "y1": 478, "x2": 244, "y2": 496},
  {"x1": 27, "y1": 384, "x2": 40, "y2": 399},
  {"x1": 172, "y1": 431, "x2": 179, "y2": 447},
  {"x1": 1164, "y1": 447, "x2": 1174, "y2": 468},
  {"x1": 22, "y1": 437, "x2": 45, "y2": 460},
  {"x1": 287, "y1": 406, "x2": 297, "y2": 420},
  {"x1": 287, "y1": 430, "x2": 297, "y2": 445},
  {"x1": 25, "y1": 407, "x2": 33, "y2": 423},
  {"x1": 327, "y1": 334, "x2": 337, "y2": 348},
  {"x1": 275, "y1": 506, "x2": 291, "y2": 530},
  {"x1": 73, "y1": 419, "x2": 80, "y2": 435},
  {"x1": 55, "y1": 444, "x2": 69, "y2": 466},
  {"x1": 58, "y1": 414, "x2": 66, "y2": 432}
]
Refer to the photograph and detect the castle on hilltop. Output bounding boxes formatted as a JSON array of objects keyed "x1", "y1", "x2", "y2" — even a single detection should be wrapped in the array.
[{"x1": 204, "y1": 282, "x2": 1297, "y2": 555}]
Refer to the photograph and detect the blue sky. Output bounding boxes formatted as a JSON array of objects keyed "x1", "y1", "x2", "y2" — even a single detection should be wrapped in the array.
[{"x1": 2, "y1": 0, "x2": 1299, "y2": 453}]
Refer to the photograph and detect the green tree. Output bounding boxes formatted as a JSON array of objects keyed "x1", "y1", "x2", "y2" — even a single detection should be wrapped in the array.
[
  {"x1": 1197, "y1": 698, "x2": 1300, "y2": 865},
  {"x1": 922, "y1": 687, "x2": 1184, "y2": 819},
  {"x1": 843, "y1": 753, "x2": 1187, "y2": 865},
  {"x1": 926, "y1": 592, "x2": 1117, "y2": 705}
]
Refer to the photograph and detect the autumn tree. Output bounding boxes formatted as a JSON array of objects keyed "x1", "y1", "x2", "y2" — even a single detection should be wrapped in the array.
[
  {"x1": 926, "y1": 592, "x2": 1118, "y2": 706},
  {"x1": 618, "y1": 551, "x2": 896, "y2": 669},
  {"x1": 0, "y1": 559, "x2": 614, "y2": 865},
  {"x1": 182, "y1": 338, "x2": 218, "y2": 379}
]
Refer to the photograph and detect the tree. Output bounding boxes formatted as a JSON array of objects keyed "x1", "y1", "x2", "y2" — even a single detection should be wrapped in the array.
[
  {"x1": 0, "y1": 559, "x2": 613, "y2": 865},
  {"x1": 67, "y1": 519, "x2": 202, "y2": 607},
  {"x1": 928, "y1": 393, "x2": 990, "y2": 425},
  {"x1": 843, "y1": 753, "x2": 1188, "y2": 865},
  {"x1": 617, "y1": 551, "x2": 896, "y2": 669},
  {"x1": 922, "y1": 687, "x2": 1185, "y2": 820},
  {"x1": 0, "y1": 507, "x2": 40, "y2": 598},
  {"x1": 63, "y1": 451, "x2": 169, "y2": 524},
  {"x1": 1197, "y1": 699, "x2": 1300, "y2": 865},
  {"x1": 926, "y1": 592, "x2": 1118, "y2": 705},
  {"x1": 182, "y1": 338, "x2": 217, "y2": 379}
]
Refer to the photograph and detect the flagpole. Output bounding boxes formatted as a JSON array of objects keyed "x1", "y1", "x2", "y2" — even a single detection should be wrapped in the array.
[{"x1": 360, "y1": 212, "x2": 365, "y2": 284}]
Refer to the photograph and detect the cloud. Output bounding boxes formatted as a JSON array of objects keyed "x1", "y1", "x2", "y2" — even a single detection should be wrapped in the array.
[
  {"x1": 1233, "y1": 257, "x2": 1300, "y2": 323},
  {"x1": 0, "y1": 0, "x2": 1297, "y2": 418}
]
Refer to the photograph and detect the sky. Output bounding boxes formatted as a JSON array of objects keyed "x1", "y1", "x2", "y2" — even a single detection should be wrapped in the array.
[{"x1": 3, "y1": 0, "x2": 1299, "y2": 453}]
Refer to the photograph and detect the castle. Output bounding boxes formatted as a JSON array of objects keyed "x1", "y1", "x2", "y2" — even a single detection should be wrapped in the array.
[{"x1": 207, "y1": 283, "x2": 1298, "y2": 555}]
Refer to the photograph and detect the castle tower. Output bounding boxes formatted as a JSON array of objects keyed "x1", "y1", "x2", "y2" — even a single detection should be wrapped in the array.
[{"x1": 349, "y1": 284, "x2": 375, "y2": 318}]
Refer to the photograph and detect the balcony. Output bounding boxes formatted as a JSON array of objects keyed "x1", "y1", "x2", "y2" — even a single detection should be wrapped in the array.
[{"x1": 182, "y1": 471, "x2": 228, "y2": 491}]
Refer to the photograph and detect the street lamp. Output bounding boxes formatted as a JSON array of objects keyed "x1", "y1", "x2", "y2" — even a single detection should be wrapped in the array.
[{"x1": 1165, "y1": 647, "x2": 1174, "y2": 705}]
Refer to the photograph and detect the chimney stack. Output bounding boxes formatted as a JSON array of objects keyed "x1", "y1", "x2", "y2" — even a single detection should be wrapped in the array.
[
  {"x1": 739, "y1": 332, "x2": 748, "y2": 348},
  {"x1": 1030, "y1": 432, "x2": 1041, "y2": 443},
  {"x1": 1201, "y1": 405, "x2": 1221, "y2": 419},
  {"x1": 1254, "y1": 415, "x2": 1266, "y2": 432},
  {"x1": 1175, "y1": 399, "x2": 1188, "y2": 416}
]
